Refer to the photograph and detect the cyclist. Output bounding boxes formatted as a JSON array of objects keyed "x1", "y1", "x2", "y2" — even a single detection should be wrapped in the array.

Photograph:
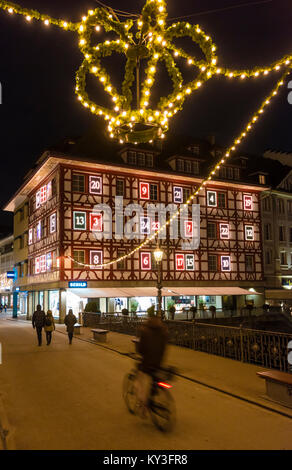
[{"x1": 135, "y1": 306, "x2": 168, "y2": 417}]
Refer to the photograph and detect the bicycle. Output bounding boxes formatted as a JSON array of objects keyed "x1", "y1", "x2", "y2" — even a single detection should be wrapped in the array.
[{"x1": 123, "y1": 365, "x2": 176, "y2": 432}]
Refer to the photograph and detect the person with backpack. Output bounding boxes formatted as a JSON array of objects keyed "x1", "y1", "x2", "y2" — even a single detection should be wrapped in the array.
[
  {"x1": 44, "y1": 310, "x2": 55, "y2": 345},
  {"x1": 32, "y1": 305, "x2": 46, "y2": 346},
  {"x1": 64, "y1": 309, "x2": 77, "y2": 344}
]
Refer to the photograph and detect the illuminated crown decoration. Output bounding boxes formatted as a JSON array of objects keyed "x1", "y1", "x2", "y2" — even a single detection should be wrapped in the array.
[{"x1": 0, "y1": 0, "x2": 291, "y2": 145}]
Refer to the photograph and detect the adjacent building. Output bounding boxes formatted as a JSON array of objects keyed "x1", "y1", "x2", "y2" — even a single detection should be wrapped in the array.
[
  {"x1": 0, "y1": 233, "x2": 14, "y2": 308},
  {"x1": 4, "y1": 134, "x2": 267, "y2": 321}
]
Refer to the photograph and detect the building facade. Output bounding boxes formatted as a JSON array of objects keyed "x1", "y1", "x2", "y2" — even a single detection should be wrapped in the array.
[
  {"x1": 5, "y1": 138, "x2": 267, "y2": 321},
  {"x1": 0, "y1": 234, "x2": 14, "y2": 307}
]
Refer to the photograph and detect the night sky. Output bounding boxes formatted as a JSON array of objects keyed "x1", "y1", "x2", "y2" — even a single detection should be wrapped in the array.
[{"x1": 0, "y1": 0, "x2": 291, "y2": 225}]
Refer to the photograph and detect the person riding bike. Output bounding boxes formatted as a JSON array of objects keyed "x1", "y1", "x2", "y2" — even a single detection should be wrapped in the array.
[{"x1": 135, "y1": 306, "x2": 168, "y2": 416}]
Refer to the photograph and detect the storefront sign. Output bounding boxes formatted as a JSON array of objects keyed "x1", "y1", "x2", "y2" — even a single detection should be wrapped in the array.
[
  {"x1": 139, "y1": 182, "x2": 150, "y2": 200},
  {"x1": 69, "y1": 281, "x2": 88, "y2": 288},
  {"x1": 141, "y1": 252, "x2": 151, "y2": 270},
  {"x1": 90, "y1": 250, "x2": 103, "y2": 269},
  {"x1": 90, "y1": 213, "x2": 103, "y2": 232},
  {"x1": 6, "y1": 271, "x2": 15, "y2": 279},
  {"x1": 243, "y1": 194, "x2": 253, "y2": 211},
  {"x1": 73, "y1": 211, "x2": 87, "y2": 230},
  {"x1": 207, "y1": 191, "x2": 217, "y2": 207},
  {"x1": 89, "y1": 175, "x2": 102, "y2": 195},
  {"x1": 245, "y1": 225, "x2": 254, "y2": 241},
  {"x1": 220, "y1": 223, "x2": 229, "y2": 240},
  {"x1": 221, "y1": 255, "x2": 231, "y2": 272},
  {"x1": 173, "y1": 186, "x2": 183, "y2": 204}
]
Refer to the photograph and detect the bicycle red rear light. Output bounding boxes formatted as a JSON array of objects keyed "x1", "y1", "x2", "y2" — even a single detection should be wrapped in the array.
[{"x1": 157, "y1": 382, "x2": 172, "y2": 389}]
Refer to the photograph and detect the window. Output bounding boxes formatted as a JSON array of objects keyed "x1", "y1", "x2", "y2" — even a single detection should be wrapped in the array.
[
  {"x1": 262, "y1": 197, "x2": 271, "y2": 212},
  {"x1": 183, "y1": 188, "x2": 191, "y2": 203},
  {"x1": 288, "y1": 200, "x2": 292, "y2": 215},
  {"x1": 207, "y1": 222, "x2": 217, "y2": 239},
  {"x1": 184, "y1": 160, "x2": 192, "y2": 173},
  {"x1": 280, "y1": 252, "x2": 287, "y2": 266},
  {"x1": 259, "y1": 174, "x2": 266, "y2": 185},
  {"x1": 72, "y1": 174, "x2": 85, "y2": 192},
  {"x1": 19, "y1": 237, "x2": 24, "y2": 250},
  {"x1": 146, "y1": 154, "x2": 153, "y2": 168},
  {"x1": 219, "y1": 167, "x2": 227, "y2": 179},
  {"x1": 265, "y1": 250, "x2": 272, "y2": 265},
  {"x1": 192, "y1": 161, "x2": 199, "y2": 175},
  {"x1": 116, "y1": 179, "x2": 124, "y2": 197},
  {"x1": 264, "y1": 224, "x2": 272, "y2": 241},
  {"x1": 189, "y1": 145, "x2": 200, "y2": 155},
  {"x1": 50, "y1": 213, "x2": 57, "y2": 234},
  {"x1": 41, "y1": 219, "x2": 46, "y2": 239},
  {"x1": 28, "y1": 229, "x2": 33, "y2": 245},
  {"x1": 245, "y1": 255, "x2": 254, "y2": 272},
  {"x1": 208, "y1": 254, "x2": 217, "y2": 271},
  {"x1": 279, "y1": 226, "x2": 286, "y2": 242},
  {"x1": 73, "y1": 250, "x2": 85, "y2": 268},
  {"x1": 233, "y1": 168, "x2": 240, "y2": 180},
  {"x1": 51, "y1": 178, "x2": 57, "y2": 197},
  {"x1": 277, "y1": 199, "x2": 285, "y2": 214},
  {"x1": 290, "y1": 227, "x2": 292, "y2": 243},
  {"x1": 127, "y1": 151, "x2": 136, "y2": 165},
  {"x1": 117, "y1": 251, "x2": 126, "y2": 270},
  {"x1": 150, "y1": 184, "x2": 158, "y2": 201},
  {"x1": 176, "y1": 159, "x2": 184, "y2": 172},
  {"x1": 151, "y1": 252, "x2": 159, "y2": 270},
  {"x1": 227, "y1": 167, "x2": 233, "y2": 179},
  {"x1": 218, "y1": 192, "x2": 226, "y2": 208},
  {"x1": 137, "y1": 153, "x2": 145, "y2": 167}
]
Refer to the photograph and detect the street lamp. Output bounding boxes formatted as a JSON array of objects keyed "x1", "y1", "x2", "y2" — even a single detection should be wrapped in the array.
[{"x1": 154, "y1": 246, "x2": 164, "y2": 317}]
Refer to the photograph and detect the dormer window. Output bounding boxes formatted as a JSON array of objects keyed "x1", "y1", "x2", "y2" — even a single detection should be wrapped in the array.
[
  {"x1": 188, "y1": 145, "x2": 200, "y2": 155},
  {"x1": 137, "y1": 152, "x2": 145, "y2": 167},
  {"x1": 259, "y1": 174, "x2": 266, "y2": 185},
  {"x1": 127, "y1": 151, "x2": 136, "y2": 165}
]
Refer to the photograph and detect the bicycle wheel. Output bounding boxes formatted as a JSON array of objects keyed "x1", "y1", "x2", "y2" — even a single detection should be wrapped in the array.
[
  {"x1": 123, "y1": 371, "x2": 138, "y2": 414},
  {"x1": 148, "y1": 386, "x2": 176, "y2": 432}
]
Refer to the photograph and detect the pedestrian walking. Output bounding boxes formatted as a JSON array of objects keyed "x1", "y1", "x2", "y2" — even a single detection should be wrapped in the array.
[
  {"x1": 4, "y1": 303, "x2": 7, "y2": 313},
  {"x1": 32, "y1": 305, "x2": 46, "y2": 346},
  {"x1": 44, "y1": 310, "x2": 55, "y2": 345},
  {"x1": 64, "y1": 309, "x2": 77, "y2": 344}
]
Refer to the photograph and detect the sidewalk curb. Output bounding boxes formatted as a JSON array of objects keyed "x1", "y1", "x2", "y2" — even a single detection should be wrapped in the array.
[{"x1": 55, "y1": 328, "x2": 292, "y2": 420}]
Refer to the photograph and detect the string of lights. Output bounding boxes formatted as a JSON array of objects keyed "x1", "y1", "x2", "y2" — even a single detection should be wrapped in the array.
[
  {"x1": 0, "y1": 0, "x2": 291, "y2": 145},
  {"x1": 66, "y1": 69, "x2": 290, "y2": 269}
]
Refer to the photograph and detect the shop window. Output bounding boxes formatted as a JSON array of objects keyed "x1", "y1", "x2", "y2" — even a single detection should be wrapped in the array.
[
  {"x1": 72, "y1": 174, "x2": 85, "y2": 192},
  {"x1": 116, "y1": 179, "x2": 124, "y2": 197},
  {"x1": 208, "y1": 254, "x2": 217, "y2": 271},
  {"x1": 207, "y1": 222, "x2": 217, "y2": 239},
  {"x1": 73, "y1": 250, "x2": 85, "y2": 268}
]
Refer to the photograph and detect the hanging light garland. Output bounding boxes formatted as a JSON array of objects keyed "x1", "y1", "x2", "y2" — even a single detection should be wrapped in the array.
[
  {"x1": 0, "y1": 0, "x2": 291, "y2": 268},
  {"x1": 0, "y1": 0, "x2": 291, "y2": 144},
  {"x1": 67, "y1": 70, "x2": 289, "y2": 269}
]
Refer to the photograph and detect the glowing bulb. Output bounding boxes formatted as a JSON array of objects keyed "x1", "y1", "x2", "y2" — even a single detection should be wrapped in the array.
[
  {"x1": 95, "y1": 25, "x2": 100, "y2": 31},
  {"x1": 26, "y1": 15, "x2": 31, "y2": 21},
  {"x1": 44, "y1": 19, "x2": 49, "y2": 26},
  {"x1": 8, "y1": 8, "x2": 13, "y2": 13},
  {"x1": 91, "y1": 66, "x2": 98, "y2": 73}
]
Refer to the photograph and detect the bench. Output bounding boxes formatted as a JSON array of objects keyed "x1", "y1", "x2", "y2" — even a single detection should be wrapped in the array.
[
  {"x1": 74, "y1": 323, "x2": 82, "y2": 335},
  {"x1": 91, "y1": 328, "x2": 109, "y2": 343},
  {"x1": 257, "y1": 370, "x2": 292, "y2": 408}
]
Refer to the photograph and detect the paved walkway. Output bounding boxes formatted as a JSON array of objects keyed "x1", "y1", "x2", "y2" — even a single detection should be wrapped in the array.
[{"x1": 55, "y1": 323, "x2": 292, "y2": 418}]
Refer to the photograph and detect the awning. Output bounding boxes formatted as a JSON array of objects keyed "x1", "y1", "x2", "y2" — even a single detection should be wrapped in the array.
[{"x1": 67, "y1": 286, "x2": 261, "y2": 298}]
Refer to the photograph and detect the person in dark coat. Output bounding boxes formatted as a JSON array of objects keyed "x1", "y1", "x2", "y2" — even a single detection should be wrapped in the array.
[
  {"x1": 135, "y1": 311, "x2": 168, "y2": 415},
  {"x1": 44, "y1": 310, "x2": 55, "y2": 345},
  {"x1": 64, "y1": 309, "x2": 77, "y2": 344},
  {"x1": 32, "y1": 305, "x2": 46, "y2": 346}
]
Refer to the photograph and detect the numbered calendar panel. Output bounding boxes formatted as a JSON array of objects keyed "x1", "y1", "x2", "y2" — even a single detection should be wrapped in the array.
[
  {"x1": 173, "y1": 186, "x2": 183, "y2": 204},
  {"x1": 141, "y1": 252, "x2": 151, "y2": 270},
  {"x1": 89, "y1": 175, "x2": 103, "y2": 195},
  {"x1": 221, "y1": 255, "x2": 231, "y2": 272},
  {"x1": 90, "y1": 250, "x2": 103, "y2": 269},
  {"x1": 207, "y1": 191, "x2": 217, "y2": 207},
  {"x1": 139, "y1": 182, "x2": 150, "y2": 200},
  {"x1": 219, "y1": 223, "x2": 229, "y2": 240},
  {"x1": 245, "y1": 225, "x2": 254, "y2": 241},
  {"x1": 90, "y1": 213, "x2": 103, "y2": 232},
  {"x1": 243, "y1": 194, "x2": 253, "y2": 211},
  {"x1": 73, "y1": 211, "x2": 87, "y2": 230}
]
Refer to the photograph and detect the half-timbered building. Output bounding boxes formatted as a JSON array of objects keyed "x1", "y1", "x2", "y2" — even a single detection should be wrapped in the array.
[{"x1": 5, "y1": 134, "x2": 267, "y2": 321}]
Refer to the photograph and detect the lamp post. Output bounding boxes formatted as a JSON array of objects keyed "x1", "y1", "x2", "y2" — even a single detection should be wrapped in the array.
[{"x1": 154, "y1": 246, "x2": 164, "y2": 317}]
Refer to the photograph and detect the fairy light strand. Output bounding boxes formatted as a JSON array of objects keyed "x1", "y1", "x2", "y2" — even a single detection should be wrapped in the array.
[{"x1": 67, "y1": 69, "x2": 290, "y2": 269}]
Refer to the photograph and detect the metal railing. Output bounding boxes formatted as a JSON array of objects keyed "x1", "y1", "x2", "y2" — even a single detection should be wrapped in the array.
[{"x1": 96, "y1": 316, "x2": 292, "y2": 372}]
